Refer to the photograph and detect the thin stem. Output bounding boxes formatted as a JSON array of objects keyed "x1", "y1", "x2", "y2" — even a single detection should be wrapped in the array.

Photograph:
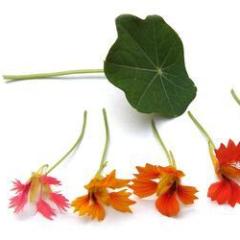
[
  {"x1": 188, "y1": 111, "x2": 216, "y2": 148},
  {"x1": 169, "y1": 151, "x2": 176, "y2": 168},
  {"x1": 3, "y1": 69, "x2": 104, "y2": 82},
  {"x1": 231, "y1": 89, "x2": 240, "y2": 106},
  {"x1": 95, "y1": 108, "x2": 110, "y2": 177},
  {"x1": 208, "y1": 141, "x2": 219, "y2": 174},
  {"x1": 151, "y1": 119, "x2": 172, "y2": 165},
  {"x1": 46, "y1": 110, "x2": 87, "y2": 174}
]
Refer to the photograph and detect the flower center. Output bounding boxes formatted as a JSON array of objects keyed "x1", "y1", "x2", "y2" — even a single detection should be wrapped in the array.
[{"x1": 157, "y1": 175, "x2": 177, "y2": 196}]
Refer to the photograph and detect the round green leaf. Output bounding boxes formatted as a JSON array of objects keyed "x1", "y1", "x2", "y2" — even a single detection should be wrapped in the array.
[{"x1": 104, "y1": 14, "x2": 197, "y2": 118}]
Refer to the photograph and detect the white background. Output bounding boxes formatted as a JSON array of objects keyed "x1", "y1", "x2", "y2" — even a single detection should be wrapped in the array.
[{"x1": 0, "y1": 0, "x2": 240, "y2": 239}]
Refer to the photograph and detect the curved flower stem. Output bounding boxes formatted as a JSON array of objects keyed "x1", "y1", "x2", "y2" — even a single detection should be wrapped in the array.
[
  {"x1": 37, "y1": 164, "x2": 49, "y2": 174},
  {"x1": 188, "y1": 111, "x2": 216, "y2": 149},
  {"x1": 95, "y1": 108, "x2": 110, "y2": 177},
  {"x1": 151, "y1": 119, "x2": 173, "y2": 166},
  {"x1": 3, "y1": 69, "x2": 104, "y2": 82},
  {"x1": 46, "y1": 110, "x2": 88, "y2": 174},
  {"x1": 231, "y1": 89, "x2": 240, "y2": 106}
]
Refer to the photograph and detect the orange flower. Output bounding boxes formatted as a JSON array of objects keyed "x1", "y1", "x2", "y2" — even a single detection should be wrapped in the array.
[
  {"x1": 188, "y1": 111, "x2": 240, "y2": 207},
  {"x1": 132, "y1": 164, "x2": 197, "y2": 217},
  {"x1": 131, "y1": 119, "x2": 198, "y2": 217},
  {"x1": 72, "y1": 170, "x2": 135, "y2": 221},
  {"x1": 71, "y1": 109, "x2": 135, "y2": 221},
  {"x1": 208, "y1": 140, "x2": 240, "y2": 206}
]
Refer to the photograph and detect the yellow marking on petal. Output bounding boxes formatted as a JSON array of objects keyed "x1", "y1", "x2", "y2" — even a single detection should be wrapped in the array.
[
  {"x1": 29, "y1": 173, "x2": 41, "y2": 203},
  {"x1": 157, "y1": 175, "x2": 175, "y2": 196}
]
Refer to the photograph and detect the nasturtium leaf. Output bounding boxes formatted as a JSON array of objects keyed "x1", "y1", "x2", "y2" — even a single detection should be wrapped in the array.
[{"x1": 104, "y1": 14, "x2": 197, "y2": 118}]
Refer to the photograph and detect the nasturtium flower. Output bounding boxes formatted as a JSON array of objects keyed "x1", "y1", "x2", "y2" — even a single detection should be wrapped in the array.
[
  {"x1": 10, "y1": 165, "x2": 69, "y2": 220},
  {"x1": 72, "y1": 170, "x2": 134, "y2": 221},
  {"x1": 72, "y1": 109, "x2": 135, "y2": 221},
  {"x1": 188, "y1": 111, "x2": 240, "y2": 206},
  {"x1": 9, "y1": 111, "x2": 87, "y2": 219},
  {"x1": 131, "y1": 120, "x2": 198, "y2": 217},
  {"x1": 208, "y1": 140, "x2": 240, "y2": 206}
]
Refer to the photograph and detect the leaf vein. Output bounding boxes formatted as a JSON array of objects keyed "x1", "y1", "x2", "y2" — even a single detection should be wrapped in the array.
[
  {"x1": 105, "y1": 62, "x2": 157, "y2": 73},
  {"x1": 159, "y1": 76, "x2": 176, "y2": 115},
  {"x1": 136, "y1": 73, "x2": 159, "y2": 107},
  {"x1": 118, "y1": 24, "x2": 157, "y2": 69}
]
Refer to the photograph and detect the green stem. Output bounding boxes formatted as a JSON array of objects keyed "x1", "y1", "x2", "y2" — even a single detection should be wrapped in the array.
[
  {"x1": 188, "y1": 111, "x2": 216, "y2": 148},
  {"x1": 169, "y1": 151, "x2": 176, "y2": 168},
  {"x1": 151, "y1": 119, "x2": 173, "y2": 165},
  {"x1": 231, "y1": 89, "x2": 240, "y2": 106},
  {"x1": 46, "y1": 110, "x2": 87, "y2": 174},
  {"x1": 95, "y1": 108, "x2": 110, "y2": 177},
  {"x1": 3, "y1": 69, "x2": 104, "y2": 82}
]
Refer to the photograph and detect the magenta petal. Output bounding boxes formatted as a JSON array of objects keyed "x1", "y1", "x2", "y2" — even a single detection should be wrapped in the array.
[
  {"x1": 40, "y1": 175, "x2": 61, "y2": 186},
  {"x1": 36, "y1": 199, "x2": 56, "y2": 220},
  {"x1": 11, "y1": 180, "x2": 27, "y2": 193},
  {"x1": 50, "y1": 192, "x2": 69, "y2": 211},
  {"x1": 9, "y1": 182, "x2": 30, "y2": 213}
]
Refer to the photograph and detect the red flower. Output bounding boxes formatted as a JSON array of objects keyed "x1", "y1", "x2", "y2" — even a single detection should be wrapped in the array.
[
  {"x1": 188, "y1": 111, "x2": 240, "y2": 207},
  {"x1": 131, "y1": 164, "x2": 198, "y2": 217},
  {"x1": 208, "y1": 140, "x2": 240, "y2": 206},
  {"x1": 10, "y1": 166, "x2": 69, "y2": 220}
]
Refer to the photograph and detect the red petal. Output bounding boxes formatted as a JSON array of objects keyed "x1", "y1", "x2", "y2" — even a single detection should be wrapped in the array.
[
  {"x1": 40, "y1": 175, "x2": 61, "y2": 186},
  {"x1": 155, "y1": 192, "x2": 180, "y2": 217},
  {"x1": 36, "y1": 199, "x2": 56, "y2": 220},
  {"x1": 208, "y1": 179, "x2": 231, "y2": 204},
  {"x1": 50, "y1": 192, "x2": 69, "y2": 211},
  {"x1": 228, "y1": 180, "x2": 240, "y2": 207},
  {"x1": 215, "y1": 140, "x2": 240, "y2": 165}
]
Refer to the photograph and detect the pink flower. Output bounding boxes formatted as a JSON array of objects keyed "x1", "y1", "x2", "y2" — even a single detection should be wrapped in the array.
[
  {"x1": 10, "y1": 166, "x2": 69, "y2": 220},
  {"x1": 9, "y1": 110, "x2": 88, "y2": 220}
]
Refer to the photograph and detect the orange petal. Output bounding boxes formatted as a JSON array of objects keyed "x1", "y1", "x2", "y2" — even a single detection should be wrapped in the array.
[
  {"x1": 108, "y1": 190, "x2": 135, "y2": 212},
  {"x1": 131, "y1": 179, "x2": 158, "y2": 198},
  {"x1": 135, "y1": 164, "x2": 162, "y2": 180},
  {"x1": 86, "y1": 201, "x2": 105, "y2": 221},
  {"x1": 156, "y1": 191, "x2": 180, "y2": 217},
  {"x1": 177, "y1": 185, "x2": 198, "y2": 204},
  {"x1": 71, "y1": 194, "x2": 105, "y2": 221},
  {"x1": 159, "y1": 166, "x2": 185, "y2": 178},
  {"x1": 221, "y1": 165, "x2": 240, "y2": 179},
  {"x1": 100, "y1": 170, "x2": 130, "y2": 189},
  {"x1": 71, "y1": 194, "x2": 90, "y2": 214}
]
